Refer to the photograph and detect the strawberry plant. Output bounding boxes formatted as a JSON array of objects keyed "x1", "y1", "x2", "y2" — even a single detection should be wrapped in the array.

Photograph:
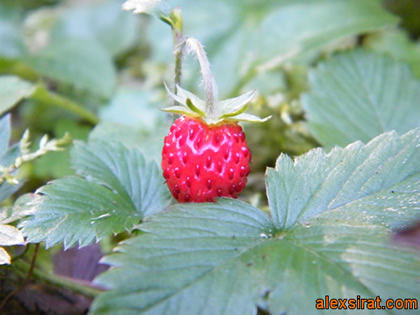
[
  {"x1": 0, "y1": 0, "x2": 419, "y2": 314},
  {"x1": 161, "y1": 38, "x2": 269, "y2": 202}
]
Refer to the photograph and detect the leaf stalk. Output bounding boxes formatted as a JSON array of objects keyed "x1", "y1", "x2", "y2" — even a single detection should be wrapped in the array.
[{"x1": 31, "y1": 84, "x2": 99, "y2": 125}]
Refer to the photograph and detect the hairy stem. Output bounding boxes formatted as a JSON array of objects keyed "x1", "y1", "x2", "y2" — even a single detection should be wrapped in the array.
[
  {"x1": 183, "y1": 38, "x2": 218, "y2": 117},
  {"x1": 31, "y1": 85, "x2": 99, "y2": 124},
  {"x1": 161, "y1": 11, "x2": 217, "y2": 116}
]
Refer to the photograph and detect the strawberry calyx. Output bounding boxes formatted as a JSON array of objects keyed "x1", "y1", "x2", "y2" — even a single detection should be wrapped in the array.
[
  {"x1": 162, "y1": 37, "x2": 271, "y2": 125},
  {"x1": 163, "y1": 83, "x2": 271, "y2": 125}
]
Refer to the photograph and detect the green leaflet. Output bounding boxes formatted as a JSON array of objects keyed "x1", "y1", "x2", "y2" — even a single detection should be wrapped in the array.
[
  {"x1": 0, "y1": 76, "x2": 35, "y2": 116},
  {"x1": 24, "y1": 39, "x2": 116, "y2": 98},
  {"x1": 302, "y1": 50, "x2": 420, "y2": 149},
  {"x1": 19, "y1": 140, "x2": 171, "y2": 248},
  {"x1": 91, "y1": 129, "x2": 420, "y2": 314}
]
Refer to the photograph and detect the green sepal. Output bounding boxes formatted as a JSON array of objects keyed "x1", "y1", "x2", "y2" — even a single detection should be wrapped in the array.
[
  {"x1": 159, "y1": 15, "x2": 173, "y2": 28},
  {"x1": 225, "y1": 113, "x2": 272, "y2": 123},
  {"x1": 219, "y1": 104, "x2": 249, "y2": 119},
  {"x1": 186, "y1": 98, "x2": 205, "y2": 116},
  {"x1": 163, "y1": 83, "x2": 270, "y2": 125},
  {"x1": 216, "y1": 90, "x2": 256, "y2": 118},
  {"x1": 161, "y1": 105, "x2": 199, "y2": 117}
]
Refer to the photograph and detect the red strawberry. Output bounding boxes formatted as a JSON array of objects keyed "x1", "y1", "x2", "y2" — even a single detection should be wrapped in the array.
[
  {"x1": 162, "y1": 116, "x2": 251, "y2": 202},
  {"x1": 161, "y1": 84, "x2": 270, "y2": 203}
]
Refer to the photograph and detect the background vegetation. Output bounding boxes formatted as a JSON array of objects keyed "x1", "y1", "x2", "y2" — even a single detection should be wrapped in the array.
[{"x1": 0, "y1": 0, "x2": 419, "y2": 313}]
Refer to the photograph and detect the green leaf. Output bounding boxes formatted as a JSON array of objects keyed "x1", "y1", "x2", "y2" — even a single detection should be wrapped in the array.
[
  {"x1": 99, "y1": 88, "x2": 166, "y2": 131},
  {"x1": 51, "y1": 0, "x2": 139, "y2": 57},
  {"x1": 0, "y1": 114, "x2": 11, "y2": 158},
  {"x1": 365, "y1": 29, "x2": 420, "y2": 78},
  {"x1": 95, "y1": 88, "x2": 176, "y2": 163},
  {"x1": 97, "y1": 88, "x2": 168, "y2": 162},
  {"x1": 19, "y1": 140, "x2": 171, "y2": 248},
  {"x1": 91, "y1": 199, "x2": 276, "y2": 314},
  {"x1": 0, "y1": 114, "x2": 22, "y2": 202},
  {"x1": 0, "y1": 5, "x2": 24, "y2": 59},
  {"x1": 0, "y1": 76, "x2": 35, "y2": 116},
  {"x1": 89, "y1": 122, "x2": 168, "y2": 163},
  {"x1": 0, "y1": 194, "x2": 35, "y2": 224},
  {"x1": 267, "y1": 128, "x2": 420, "y2": 230},
  {"x1": 0, "y1": 181, "x2": 22, "y2": 204},
  {"x1": 169, "y1": 0, "x2": 397, "y2": 96},
  {"x1": 302, "y1": 50, "x2": 420, "y2": 149},
  {"x1": 24, "y1": 38, "x2": 116, "y2": 98},
  {"x1": 19, "y1": 176, "x2": 139, "y2": 248},
  {"x1": 255, "y1": 0, "x2": 397, "y2": 65},
  {"x1": 0, "y1": 220, "x2": 24, "y2": 264},
  {"x1": 0, "y1": 20, "x2": 24, "y2": 59},
  {"x1": 91, "y1": 130, "x2": 420, "y2": 314},
  {"x1": 0, "y1": 224, "x2": 25, "y2": 246},
  {"x1": 71, "y1": 141, "x2": 171, "y2": 217}
]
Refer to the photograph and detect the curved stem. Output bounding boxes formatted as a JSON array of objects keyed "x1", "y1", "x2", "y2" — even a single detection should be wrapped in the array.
[
  {"x1": 161, "y1": 12, "x2": 217, "y2": 117},
  {"x1": 30, "y1": 268, "x2": 103, "y2": 298},
  {"x1": 31, "y1": 85, "x2": 99, "y2": 125},
  {"x1": 184, "y1": 38, "x2": 218, "y2": 117}
]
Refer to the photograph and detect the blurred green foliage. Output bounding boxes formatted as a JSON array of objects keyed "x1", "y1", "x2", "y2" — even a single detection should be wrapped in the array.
[
  {"x1": 0, "y1": 0, "x2": 415, "y2": 199},
  {"x1": 0, "y1": 0, "x2": 417, "y2": 202},
  {"x1": 1, "y1": 0, "x2": 420, "y2": 313}
]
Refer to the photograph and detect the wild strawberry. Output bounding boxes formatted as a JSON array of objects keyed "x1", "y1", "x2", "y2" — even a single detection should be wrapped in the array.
[
  {"x1": 162, "y1": 116, "x2": 251, "y2": 202},
  {"x1": 161, "y1": 84, "x2": 270, "y2": 203},
  {"x1": 161, "y1": 37, "x2": 270, "y2": 202}
]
